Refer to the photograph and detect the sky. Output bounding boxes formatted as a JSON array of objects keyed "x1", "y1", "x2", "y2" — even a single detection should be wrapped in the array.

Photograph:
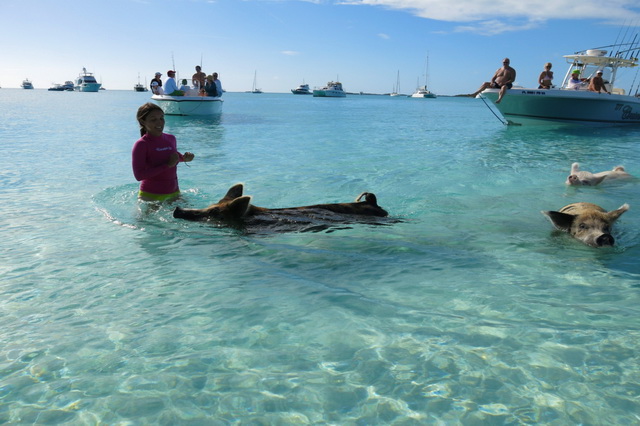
[{"x1": 2, "y1": 0, "x2": 640, "y2": 95}]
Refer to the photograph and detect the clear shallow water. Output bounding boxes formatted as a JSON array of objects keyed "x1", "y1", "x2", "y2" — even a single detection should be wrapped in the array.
[{"x1": 1, "y1": 89, "x2": 640, "y2": 424}]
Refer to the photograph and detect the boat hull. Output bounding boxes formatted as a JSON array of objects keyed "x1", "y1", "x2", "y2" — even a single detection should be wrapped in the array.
[
  {"x1": 152, "y1": 95, "x2": 223, "y2": 116},
  {"x1": 410, "y1": 93, "x2": 436, "y2": 98},
  {"x1": 312, "y1": 90, "x2": 346, "y2": 97},
  {"x1": 75, "y1": 83, "x2": 102, "y2": 92},
  {"x1": 481, "y1": 88, "x2": 640, "y2": 124}
]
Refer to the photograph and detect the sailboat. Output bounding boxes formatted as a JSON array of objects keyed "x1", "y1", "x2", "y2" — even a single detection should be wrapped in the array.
[
  {"x1": 410, "y1": 55, "x2": 437, "y2": 98},
  {"x1": 247, "y1": 70, "x2": 262, "y2": 93},
  {"x1": 390, "y1": 70, "x2": 401, "y2": 96}
]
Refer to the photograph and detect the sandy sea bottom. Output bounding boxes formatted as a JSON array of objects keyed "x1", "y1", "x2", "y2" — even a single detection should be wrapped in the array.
[{"x1": 1, "y1": 89, "x2": 640, "y2": 424}]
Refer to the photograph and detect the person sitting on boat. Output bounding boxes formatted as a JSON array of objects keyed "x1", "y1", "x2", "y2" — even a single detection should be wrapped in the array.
[
  {"x1": 179, "y1": 79, "x2": 190, "y2": 92},
  {"x1": 470, "y1": 58, "x2": 516, "y2": 104},
  {"x1": 204, "y1": 74, "x2": 219, "y2": 97},
  {"x1": 150, "y1": 80, "x2": 163, "y2": 95},
  {"x1": 588, "y1": 70, "x2": 610, "y2": 94},
  {"x1": 212, "y1": 72, "x2": 223, "y2": 96},
  {"x1": 163, "y1": 70, "x2": 184, "y2": 96},
  {"x1": 538, "y1": 62, "x2": 553, "y2": 89},
  {"x1": 567, "y1": 69, "x2": 587, "y2": 90}
]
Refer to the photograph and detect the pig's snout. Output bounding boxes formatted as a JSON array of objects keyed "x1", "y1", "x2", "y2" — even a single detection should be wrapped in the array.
[{"x1": 596, "y1": 234, "x2": 615, "y2": 247}]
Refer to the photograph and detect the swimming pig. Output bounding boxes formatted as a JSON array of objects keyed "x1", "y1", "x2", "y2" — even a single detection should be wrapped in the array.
[
  {"x1": 173, "y1": 184, "x2": 389, "y2": 232},
  {"x1": 542, "y1": 202, "x2": 629, "y2": 247},
  {"x1": 566, "y1": 162, "x2": 632, "y2": 186}
]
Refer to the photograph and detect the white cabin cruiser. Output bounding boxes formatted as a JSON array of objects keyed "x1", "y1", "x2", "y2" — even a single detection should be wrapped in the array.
[
  {"x1": 313, "y1": 81, "x2": 346, "y2": 97},
  {"x1": 410, "y1": 85, "x2": 436, "y2": 98},
  {"x1": 152, "y1": 94, "x2": 223, "y2": 116},
  {"x1": 291, "y1": 83, "x2": 312, "y2": 95},
  {"x1": 480, "y1": 47, "x2": 640, "y2": 125},
  {"x1": 75, "y1": 68, "x2": 101, "y2": 92}
]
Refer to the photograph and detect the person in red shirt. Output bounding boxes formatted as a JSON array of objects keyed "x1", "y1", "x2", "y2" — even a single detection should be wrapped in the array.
[{"x1": 132, "y1": 103, "x2": 195, "y2": 201}]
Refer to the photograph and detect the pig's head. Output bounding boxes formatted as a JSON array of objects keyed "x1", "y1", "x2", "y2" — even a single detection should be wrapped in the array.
[
  {"x1": 173, "y1": 184, "x2": 252, "y2": 222},
  {"x1": 542, "y1": 203, "x2": 629, "y2": 247}
]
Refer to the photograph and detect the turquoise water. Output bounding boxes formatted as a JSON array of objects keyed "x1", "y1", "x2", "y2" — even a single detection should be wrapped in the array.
[{"x1": 1, "y1": 89, "x2": 640, "y2": 424}]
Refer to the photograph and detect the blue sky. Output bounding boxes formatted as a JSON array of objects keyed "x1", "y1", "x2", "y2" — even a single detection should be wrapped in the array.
[{"x1": 2, "y1": 0, "x2": 639, "y2": 95}]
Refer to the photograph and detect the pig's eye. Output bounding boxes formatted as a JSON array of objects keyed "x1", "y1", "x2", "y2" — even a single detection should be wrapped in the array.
[{"x1": 579, "y1": 223, "x2": 588, "y2": 229}]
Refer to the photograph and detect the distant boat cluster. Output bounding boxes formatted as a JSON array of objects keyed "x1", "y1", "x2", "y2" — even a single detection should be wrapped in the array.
[{"x1": 25, "y1": 67, "x2": 103, "y2": 92}]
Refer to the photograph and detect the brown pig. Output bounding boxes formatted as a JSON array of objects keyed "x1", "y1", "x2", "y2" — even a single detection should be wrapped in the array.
[
  {"x1": 542, "y1": 202, "x2": 629, "y2": 247},
  {"x1": 173, "y1": 183, "x2": 389, "y2": 232}
]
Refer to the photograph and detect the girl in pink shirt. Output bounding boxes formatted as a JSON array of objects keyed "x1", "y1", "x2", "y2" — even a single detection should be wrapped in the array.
[{"x1": 132, "y1": 103, "x2": 195, "y2": 201}]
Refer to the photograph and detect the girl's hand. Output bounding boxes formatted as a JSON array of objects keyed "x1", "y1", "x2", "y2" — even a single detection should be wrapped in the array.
[
  {"x1": 183, "y1": 152, "x2": 195, "y2": 162},
  {"x1": 167, "y1": 153, "x2": 180, "y2": 167}
]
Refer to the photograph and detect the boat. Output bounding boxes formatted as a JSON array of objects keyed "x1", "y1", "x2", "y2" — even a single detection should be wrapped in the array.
[
  {"x1": 151, "y1": 94, "x2": 223, "y2": 116},
  {"x1": 410, "y1": 85, "x2": 436, "y2": 98},
  {"x1": 134, "y1": 73, "x2": 148, "y2": 92},
  {"x1": 291, "y1": 82, "x2": 312, "y2": 95},
  {"x1": 479, "y1": 47, "x2": 640, "y2": 125},
  {"x1": 74, "y1": 67, "x2": 101, "y2": 92},
  {"x1": 313, "y1": 81, "x2": 346, "y2": 97},
  {"x1": 390, "y1": 70, "x2": 402, "y2": 96},
  {"x1": 247, "y1": 70, "x2": 262, "y2": 93},
  {"x1": 48, "y1": 81, "x2": 74, "y2": 92},
  {"x1": 21, "y1": 79, "x2": 34, "y2": 89},
  {"x1": 410, "y1": 56, "x2": 436, "y2": 98}
]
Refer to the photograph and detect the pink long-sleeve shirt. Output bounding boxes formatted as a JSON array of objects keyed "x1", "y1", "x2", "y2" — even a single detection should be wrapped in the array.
[{"x1": 132, "y1": 133, "x2": 184, "y2": 195}]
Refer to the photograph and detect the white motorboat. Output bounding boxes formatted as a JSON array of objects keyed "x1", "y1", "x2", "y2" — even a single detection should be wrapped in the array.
[
  {"x1": 74, "y1": 67, "x2": 101, "y2": 92},
  {"x1": 313, "y1": 81, "x2": 346, "y2": 97},
  {"x1": 22, "y1": 79, "x2": 34, "y2": 89},
  {"x1": 480, "y1": 47, "x2": 640, "y2": 125},
  {"x1": 291, "y1": 82, "x2": 312, "y2": 95},
  {"x1": 152, "y1": 94, "x2": 223, "y2": 116}
]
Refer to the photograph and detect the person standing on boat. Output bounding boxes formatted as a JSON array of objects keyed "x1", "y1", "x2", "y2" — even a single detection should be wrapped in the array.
[
  {"x1": 538, "y1": 63, "x2": 553, "y2": 89},
  {"x1": 471, "y1": 58, "x2": 516, "y2": 104},
  {"x1": 589, "y1": 70, "x2": 610, "y2": 94},
  {"x1": 150, "y1": 72, "x2": 162, "y2": 92},
  {"x1": 192, "y1": 65, "x2": 206, "y2": 93},
  {"x1": 132, "y1": 103, "x2": 195, "y2": 202}
]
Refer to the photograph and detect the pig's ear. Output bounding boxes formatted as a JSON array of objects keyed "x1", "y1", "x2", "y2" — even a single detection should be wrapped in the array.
[
  {"x1": 570, "y1": 162, "x2": 580, "y2": 174},
  {"x1": 219, "y1": 183, "x2": 244, "y2": 202},
  {"x1": 227, "y1": 196, "x2": 251, "y2": 218},
  {"x1": 592, "y1": 175, "x2": 607, "y2": 185},
  {"x1": 607, "y1": 203, "x2": 629, "y2": 222},
  {"x1": 542, "y1": 210, "x2": 575, "y2": 231}
]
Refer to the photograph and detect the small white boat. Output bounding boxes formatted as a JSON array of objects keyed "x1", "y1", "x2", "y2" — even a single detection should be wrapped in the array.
[
  {"x1": 22, "y1": 79, "x2": 34, "y2": 89},
  {"x1": 410, "y1": 85, "x2": 437, "y2": 98},
  {"x1": 291, "y1": 82, "x2": 312, "y2": 95},
  {"x1": 134, "y1": 73, "x2": 148, "y2": 92},
  {"x1": 313, "y1": 81, "x2": 346, "y2": 97},
  {"x1": 410, "y1": 55, "x2": 437, "y2": 98},
  {"x1": 480, "y1": 47, "x2": 640, "y2": 125},
  {"x1": 247, "y1": 70, "x2": 262, "y2": 93},
  {"x1": 390, "y1": 70, "x2": 402, "y2": 96},
  {"x1": 152, "y1": 94, "x2": 223, "y2": 116},
  {"x1": 75, "y1": 68, "x2": 101, "y2": 92}
]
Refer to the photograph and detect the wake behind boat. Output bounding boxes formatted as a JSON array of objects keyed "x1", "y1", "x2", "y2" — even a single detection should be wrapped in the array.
[
  {"x1": 152, "y1": 94, "x2": 223, "y2": 116},
  {"x1": 480, "y1": 47, "x2": 640, "y2": 125}
]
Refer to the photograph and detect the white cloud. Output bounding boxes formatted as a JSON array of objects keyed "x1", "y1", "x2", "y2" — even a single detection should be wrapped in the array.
[
  {"x1": 378, "y1": 33, "x2": 390, "y2": 39},
  {"x1": 338, "y1": 0, "x2": 640, "y2": 33},
  {"x1": 281, "y1": 50, "x2": 301, "y2": 55}
]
